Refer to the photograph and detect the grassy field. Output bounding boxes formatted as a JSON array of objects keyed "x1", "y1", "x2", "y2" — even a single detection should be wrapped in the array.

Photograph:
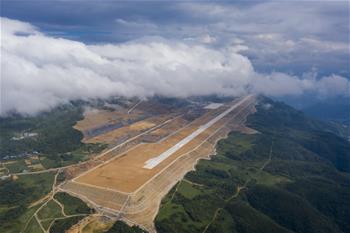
[
  {"x1": 155, "y1": 96, "x2": 350, "y2": 233},
  {"x1": 23, "y1": 217, "x2": 43, "y2": 233},
  {"x1": 0, "y1": 172, "x2": 55, "y2": 233},
  {"x1": 3, "y1": 160, "x2": 28, "y2": 173},
  {"x1": 37, "y1": 200, "x2": 64, "y2": 222}
]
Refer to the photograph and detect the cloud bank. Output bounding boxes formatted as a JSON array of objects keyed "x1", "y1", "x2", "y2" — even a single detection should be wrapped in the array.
[
  {"x1": 1, "y1": 17, "x2": 349, "y2": 115},
  {"x1": 1, "y1": 1, "x2": 348, "y2": 77}
]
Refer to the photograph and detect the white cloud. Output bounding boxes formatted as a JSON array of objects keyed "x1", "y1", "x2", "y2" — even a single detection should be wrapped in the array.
[
  {"x1": 1, "y1": 17, "x2": 349, "y2": 115},
  {"x1": 316, "y1": 75, "x2": 350, "y2": 97},
  {"x1": 176, "y1": 2, "x2": 349, "y2": 75}
]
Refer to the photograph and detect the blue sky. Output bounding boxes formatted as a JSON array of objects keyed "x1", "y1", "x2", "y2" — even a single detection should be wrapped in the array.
[{"x1": 1, "y1": 1, "x2": 349, "y2": 115}]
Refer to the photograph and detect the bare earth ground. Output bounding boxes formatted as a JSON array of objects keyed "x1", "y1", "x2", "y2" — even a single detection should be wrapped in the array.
[
  {"x1": 74, "y1": 109, "x2": 142, "y2": 133},
  {"x1": 74, "y1": 104, "x2": 234, "y2": 193},
  {"x1": 83, "y1": 115, "x2": 171, "y2": 144},
  {"x1": 66, "y1": 215, "x2": 113, "y2": 233},
  {"x1": 60, "y1": 95, "x2": 257, "y2": 232}
]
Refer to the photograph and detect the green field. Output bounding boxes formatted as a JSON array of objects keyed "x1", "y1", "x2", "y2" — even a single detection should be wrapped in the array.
[
  {"x1": 3, "y1": 160, "x2": 28, "y2": 173},
  {"x1": 23, "y1": 217, "x2": 43, "y2": 233},
  {"x1": 37, "y1": 200, "x2": 64, "y2": 222},
  {"x1": 0, "y1": 172, "x2": 55, "y2": 233}
]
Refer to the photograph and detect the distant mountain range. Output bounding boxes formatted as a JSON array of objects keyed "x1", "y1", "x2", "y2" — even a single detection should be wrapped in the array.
[
  {"x1": 302, "y1": 98, "x2": 349, "y2": 124},
  {"x1": 274, "y1": 96, "x2": 349, "y2": 139}
]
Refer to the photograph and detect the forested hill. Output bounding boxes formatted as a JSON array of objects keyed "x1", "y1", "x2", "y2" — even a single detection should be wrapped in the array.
[
  {"x1": 155, "y1": 96, "x2": 350, "y2": 233},
  {"x1": 302, "y1": 97, "x2": 350, "y2": 125},
  {"x1": 249, "y1": 97, "x2": 350, "y2": 172},
  {"x1": 0, "y1": 103, "x2": 107, "y2": 169}
]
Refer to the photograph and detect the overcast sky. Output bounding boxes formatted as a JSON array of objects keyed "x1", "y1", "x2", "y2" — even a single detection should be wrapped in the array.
[{"x1": 1, "y1": 1, "x2": 349, "y2": 115}]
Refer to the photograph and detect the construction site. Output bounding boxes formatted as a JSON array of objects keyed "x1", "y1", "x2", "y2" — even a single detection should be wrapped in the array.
[{"x1": 59, "y1": 95, "x2": 257, "y2": 232}]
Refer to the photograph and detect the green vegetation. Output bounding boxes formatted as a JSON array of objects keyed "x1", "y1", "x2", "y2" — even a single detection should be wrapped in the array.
[
  {"x1": 4, "y1": 160, "x2": 28, "y2": 173},
  {"x1": 177, "y1": 181, "x2": 203, "y2": 199},
  {"x1": 0, "y1": 104, "x2": 83, "y2": 157},
  {"x1": 0, "y1": 172, "x2": 54, "y2": 233},
  {"x1": 37, "y1": 192, "x2": 93, "y2": 233},
  {"x1": 49, "y1": 216, "x2": 84, "y2": 233},
  {"x1": 246, "y1": 185, "x2": 341, "y2": 233},
  {"x1": 247, "y1": 99, "x2": 350, "y2": 172},
  {"x1": 155, "y1": 96, "x2": 350, "y2": 233},
  {"x1": 207, "y1": 201, "x2": 292, "y2": 233},
  {"x1": 37, "y1": 200, "x2": 64, "y2": 221},
  {"x1": 1, "y1": 96, "x2": 349, "y2": 233},
  {"x1": 41, "y1": 219, "x2": 54, "y2": 231},
  {"x1": 105, "y1": 221, "x2": 147, "y2": 233},
  {"x1": 24, "y1": 218, "x2": 43, "y2": 233},
  {"x1": 0, "y1": 103, "x2": 106, "y2": 169},
  {"x1": 56, "y1": 171, "x2": 66, "y2": 184},
  {"x1": 0, "y1": 170, "x2": 92, "y2": 233},
  {"x1": 54, "y1": 192, "x2": 93, "y2": 215}
]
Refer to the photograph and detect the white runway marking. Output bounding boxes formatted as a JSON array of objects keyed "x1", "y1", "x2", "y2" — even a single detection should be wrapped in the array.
[
  {"x1": 143, "y1": 95, "x2": 252, "y2": 169},
  {"x1": 204, "y1": 103, "x2": 223, "y2": 109}
]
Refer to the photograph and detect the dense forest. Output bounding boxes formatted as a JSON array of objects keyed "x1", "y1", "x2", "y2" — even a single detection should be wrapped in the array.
[
  {"x1": 0, "y1": 104, "x2": 84, "y2": 157},
  {"x1": 0, "y1": 103, "x2": 106, "y2": 168},
  {"x1": 106, "y1": 221, "x2": 147, "y2": 233},
  {"x1": 155, "y1": 96, "x2": 350, "y2": 233}
]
